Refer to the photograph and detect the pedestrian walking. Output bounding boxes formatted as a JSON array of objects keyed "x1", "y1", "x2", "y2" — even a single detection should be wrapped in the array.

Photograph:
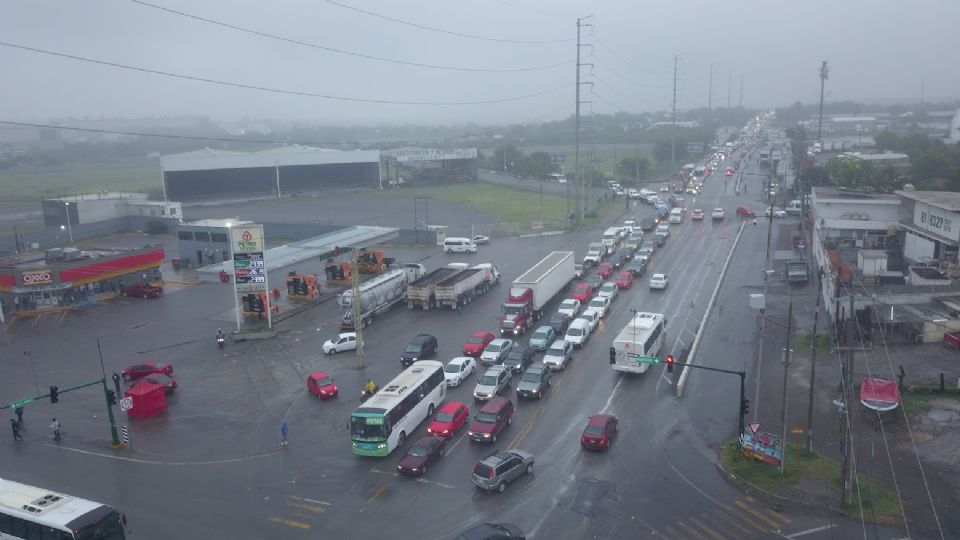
[
  {"x1": 14, "y1": 406, "x2": 23, "y2": 427},
  {"x1": 50, "y1": 418, "x2": 61, "y2": 441},
  {"x1": 11, "y1": 419, "x2": 23, "y2": 441},
  {"x1": 752, "y1": 218, "x2": 758, "y2": 226},
  {"x1": 280, "y1": 421, "x2": 288, "y2": 447}
]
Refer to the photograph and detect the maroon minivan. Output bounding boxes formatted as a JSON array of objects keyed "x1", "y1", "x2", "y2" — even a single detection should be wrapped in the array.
[{"x1": 466, "y1": 397, "x2": 514, "y2": 444}]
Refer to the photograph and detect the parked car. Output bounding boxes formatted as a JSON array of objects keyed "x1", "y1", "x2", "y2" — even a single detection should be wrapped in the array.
[
  {"x1": 444, "y1": 356, "x2": 477, "y2": 387},
  {"x1": 144, "y1": 374, "x2": 177, "y2": 395},
  {"x1": 467, "y1": 396, "x2": 514, "y2": 443},
  {"x1": 455, "y1": 523, "x2": 525, "y2": 540},
  {"x1": 543, "y1": 339, "x2": 573, "y2": 370},
  {"x1": 323, "y1": 332, "x2": 357, "y2": 354},
  {"x1": 557, "y1": 299, "x2": 581, "y2": 318},
  {"x1": 463, "y1": 331, "x2": 496, "y2": 357},
  {"x1": 401, "y1": 334, "x2": 438, "y2": 367},
  {"x1": 736, "y1": 206, "x2": 756, "y2": 217},
  {"x1": 596, "y1": 262, "x2": 614, "y2": 279},
  {"x1": 528, "y1": 326, "x2": 556, "y2": 352},
  {"x1": 473, "y1": 366, "x2": 511, "y2": 401},
  {"x1": 586, "y1": 296, "x2": 611, "y2": 319},
  {"x1": 625, "y1": 257, "x2": 647, "y2": 277},
  {"x1": 471, "y1": 449, "x2": 535, "y2": 493},
  {"x1": 121, "y1": 361, "x2": 173, "y2": 381},
  {"x1": 480, "y1": 338, "x2": 514, "y2": 365},
  {"x1": 472, "y1": 234, "x2": 491, "y2": 245},
  {"x1": 516, "y1": 364, "x2": 552, "y2": 400},
  {"x1": 503, "y1": 346, "x2": 535, "y2": 375},
  {"x1": 765, "y1": 207, "x2": 787, "y2": 218},
  {"x1": 691, "y1": 209, "x2": 705, "y2": 220},
  {"x1": 120, "y1": 282, "x2": 162, "y2": 299},
  {"x1": 306, "y1": 371, "x2": 338, "y2": 399},
  {"x1": 649, "y1": 273, "x2": 669, "y2": 290},
  {"x1": 711, "y1": 208, "x2": 726, "y2": 221},
  {"x1": 614, "y1": 271, "x2": 633, "y2": 289},
  {"x1": 428, "y1": 401, "x2": 469, "y2": 437},
  {"x1": 546, "y1": 312, "x2": 571, "y2": 335},
  {"x1": 597, "y1": 282, "x2": 618, "y2": 302},
  {"x1": 396, "y1": 436, "x2": 446, "y2": 476},
  {"x1": 580, "y1": 414, "x2": 619, "y2": 450}
]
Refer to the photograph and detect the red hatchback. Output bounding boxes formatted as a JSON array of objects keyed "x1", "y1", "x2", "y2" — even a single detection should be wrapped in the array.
[
  {"x1": 427, "y1": 401, "x2": 469, "y2": 438},
  {"x1": 306, "y1": 371, "x2": 339, "y2": 399},
  {"x1": 596, "y1": 262, "x2": 614, "y2": 279},
  {"x1": 121, "y1": 361, "x2": 173, "y2": 381},
  {"x1": 614, "y1": 271, "x2": 633, "y2": 289},
  {"x1": 463, "y1": 331, "x2": 496, "y2": 357},
  {"x1": 580, "y1": 414, "x2": 618, "y2": 450},
  {"x1": 571, "y1": 283, "x2": 592, "y2": 302},
  {"x1": 396, "y1": 436, "x2": 446, "y2": 477},
  {"x1": 736, "y1": 207, "x2": 756, "y2": 217}
]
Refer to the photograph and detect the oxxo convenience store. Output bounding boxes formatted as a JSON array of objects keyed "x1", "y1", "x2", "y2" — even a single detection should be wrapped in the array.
[{"x1": 0, "y1": 245, "x2": 164, "y2": 316}]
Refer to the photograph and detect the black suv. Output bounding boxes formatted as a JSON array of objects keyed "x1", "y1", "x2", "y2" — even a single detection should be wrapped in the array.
[
  {"x1": 547, "y1": 312, "x2": 570, "y2": 335},
  {"x1": 626, "y1": 257, "x2": 648, "y2": 277},
  {"x1": 400, "y1": 334, "x2": 438, "y2": 367},
  {"x1": 640, "y1": 217, "x2": 656, "y2": 231},
  {"x1": 503, "y1": 346, "x2": 535, "y2": 375},
  {"x1": 516, "y1": 364, "x2": 552, "y2": 399}
]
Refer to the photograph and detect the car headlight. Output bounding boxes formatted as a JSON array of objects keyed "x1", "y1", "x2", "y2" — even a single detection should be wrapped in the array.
[
  {"x1": 442, "y1": 429, "x2": 449, "y2": 434},
  {"x1": 482, "y1": 433, "x2": 491, "y2": 438},
  {"x1": 397, "y1": 465, "x2": 403, "y2": 471}
]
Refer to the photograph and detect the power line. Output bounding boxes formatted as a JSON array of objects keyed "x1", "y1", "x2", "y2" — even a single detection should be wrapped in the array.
[
  {"x1": 592, "y1": 73, "x2": 647, "y2": 104},
  {"x1": 0, "y1": 40, "x2": 572, "y2": 106},
  {"x1": 130, "y1": 0, "x2": 568, "y2": 73},
  {"x1": 324, "y1": 0, "x2": 572, "y2": 44},
  {"x1": 590, "y1": 90, "x2": 627, "y2": 113},
  {"x1": 590, "y1": 54, "x2": 649, "y2": 89},
  {"x1": 595, "y1": 37, "x2": 667, "y2": 77}
]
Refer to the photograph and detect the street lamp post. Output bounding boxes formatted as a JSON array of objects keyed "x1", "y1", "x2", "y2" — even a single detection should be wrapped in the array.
[{"x1": 63, "y1": 202, "x2": 74, "y2": 244}]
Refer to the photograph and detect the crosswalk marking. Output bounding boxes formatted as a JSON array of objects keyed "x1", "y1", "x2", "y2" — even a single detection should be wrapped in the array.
[
  {"x1": 676, "y1": 520, "x2": 711, "y2": 540},
  {"x1": 686, "y1": 516, "x2": 726, "y2": 540},
  {"x1": 734, "y1": 499, "x2": 783, "y2": 530},
  {"x1": 268, "y1": 517, "x2": 310, "y2": 530},
  {"x1": 288, "y1": 502, "x2": 326, "y2": 513},
  {"x1": 746, "y1": 496, "x2": 791, "y2": 524},
  {"x1": 707, "y1": 509, "x2": 755, "y2": 536},
  {"x1": 662, "y1": 497, "x2": 795, "y2": 539}
]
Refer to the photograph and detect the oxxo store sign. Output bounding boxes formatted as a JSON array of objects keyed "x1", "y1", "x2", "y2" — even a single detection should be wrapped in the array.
[{"x1": 20, "y1": 269, "x2": 56, "y2": 286}]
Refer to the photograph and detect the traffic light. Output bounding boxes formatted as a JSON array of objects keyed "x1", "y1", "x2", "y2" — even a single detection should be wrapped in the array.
[
  {"x1": 609, "y1": 347, "x2": 616, "y2": 364},
  {"x1": 107, "y1": 389, "x2": 117, "y2": 406},
  {"x1": 741, "y1": 398, "x2": 750, "y2": 416},
  {"x1": 665, "y1": 355, "x2": 674, "y2": 373},
  {"x1": 49, "y1": 385, "x2": 59, "y2": 403},
  {"x1": 333, "y1": 245, "x2": 341, "y2": 257}
]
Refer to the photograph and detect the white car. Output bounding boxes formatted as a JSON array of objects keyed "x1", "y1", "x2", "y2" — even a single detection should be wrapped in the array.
[
  {"x1": 765, "y1": 207, "x2": 787, "y2": 218},
  {"x1": 543, "y1": 339, "x2": 573, "y2": 370},
  {"x1": 711, "y1": 208, "x2": 726, "y2": 221},
  {"x1": 586, "y1": 296, "x2": 610, "y2": 319},
  {"x1": 597, "y1": 282, "x2": 619, "y2": 302},
  {"x1": 444, "y1": 356, "x2": 476, "y2": 387},
  {"x1": 480, "y1": 338, "x2": 514, "y2": 365},
  {"x1": 578, "y1": 312, "x2": 598, "y2": 334},
  {"x1": 557, "y1": 298, "x2": 581, "y2": 318},
  {"x1": 322, "y1": 332, "x2": 357, "y2": 354},
  {"x1": 473, "y1": 235, "x2": 491, "y2": 245},
  {"x1": 656, "y1": 224, "x2": 670, "y2": 238},
  {"x1": 649, "y1": 273, "x2": 669, "y2": 290}
]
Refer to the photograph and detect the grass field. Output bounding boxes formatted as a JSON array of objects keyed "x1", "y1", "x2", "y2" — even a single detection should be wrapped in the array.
[{"x1": 0, "y1": 161, "x2": 161, "y2": 201}]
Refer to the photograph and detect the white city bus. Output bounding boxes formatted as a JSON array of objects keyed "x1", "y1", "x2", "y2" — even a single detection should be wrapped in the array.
[
  {"x1": 351, "y1": 361, "x2": 446, "y2": 456},
  {"x1": 0, "y1": 477, "x2": 127, "y2": 539},
  {"x1": 609, "y1": 312, "x2": 667, "y2": 374}
]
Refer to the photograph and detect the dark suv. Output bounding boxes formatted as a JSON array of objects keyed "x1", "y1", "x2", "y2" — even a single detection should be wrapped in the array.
[
  {"x1": 400, "y1": 334, "x2": 438, "y2": 367},
  {"x1": 471, "y1": 449, "x2": 535, "y2": 493},
  {"x1": 516, "y1": 364, "x2": 552, "y2": 400},
  {"x1": 502, "y1": 346, "x2": 535, "y2": 375}
]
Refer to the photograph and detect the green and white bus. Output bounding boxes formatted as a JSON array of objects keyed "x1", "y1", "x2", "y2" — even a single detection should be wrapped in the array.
[
  {"x1": 0, "y1": 477, "x2": 127, "y2": 539},
  {"x1": 350, "y1": 361, "x2": 446, "y2": 456}
]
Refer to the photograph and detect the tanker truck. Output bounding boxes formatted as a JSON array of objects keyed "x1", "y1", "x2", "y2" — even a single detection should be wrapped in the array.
[{"x1": 339, "y1": 263, "x2": 425, "y2": 330}]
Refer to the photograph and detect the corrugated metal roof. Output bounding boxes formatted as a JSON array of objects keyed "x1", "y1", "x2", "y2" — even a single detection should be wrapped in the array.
[{"x1": 161, "y1": 147, "x2": 380, "y2": 172}]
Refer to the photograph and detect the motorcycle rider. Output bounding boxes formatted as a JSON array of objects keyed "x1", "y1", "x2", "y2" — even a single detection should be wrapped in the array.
[{"x1": 363, "y1": 379, "x2": 378, "y2": 397}]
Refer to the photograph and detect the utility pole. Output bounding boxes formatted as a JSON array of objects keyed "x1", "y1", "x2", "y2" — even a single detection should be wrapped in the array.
[
  {"x1": 739, "y1": 73, "x2": 744, "y2": 108},
  {"x1": 779, "y1": 295, "x2": 794, "y2": 475},
  {"x1": 805, "y1": 269, "x2": 823, "y2": 453},
  {"x1": 671, "y1": 54, "x2": 680, "y2": 166},
  {"x1": 574, "y1": 16, "x2": 593, "y2": 225},
  {"x1": 840, "y1": 294, "x2": 855, "y2": 504},
  {"x1": 708, "y1": 63, "x2": 714, "y2": 110},
  {"x1": 726, "y1": 69, "x2": 732, "y2": 110},
  {"x1": 351, "y1": 249, "x2": 364, "y2": 369},
  {"x1": 753, "y1": 195, "x2": 776, "y2": 423},
  {"x1": 816, "y1": 61, "x2": 829, "y2": 144}
]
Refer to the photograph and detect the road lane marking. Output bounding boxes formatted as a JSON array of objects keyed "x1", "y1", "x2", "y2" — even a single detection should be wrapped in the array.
[
  {"x1": 707, "y1": 509, "x2": 754, "y2": 536},
  {"x1": 366, "y1": 484, "x2": 386, "y2": 504},
  {"x1": 676, "y1": 519, "x2": 711, "y2": 540},
  {"x1": 268, "y1": 517, "x2": 311, "y2": 529},
  {"x1": 31, "y1": 314, "x2": 43, "y2": 328},
  {"x1": 599, "y1": 377, "x2": 623, "y2": 414},
  {"x1": 288, "y1": 502, "x2": 326, "y2": 513},
  {"x1": 54, "y1": 444, "x2": 282, "y2": 465},
  {"x1": 369, "y1": 468, "x2": 455, "y2": 489},
  {"x1": 785, "y1": 524, "x2": 838, "y2": 538},
  {"x1": 415, "y1": 477, "x2": 455, "y2": 489},
  {"x1": 733, "y1": 500, "x2": 781, "y2": 530},
  {"x1": 59, "y1": 310, "x2": 68, "y2": 324},
  {"x1": 446, "y1": 432, "x2": 468, "y2": 455},
  {"x1": 663, "y1": 525, "x2": 683, "y2": 539},
  {"x1": 744, "y1": 496, "x2": 791, "y2": 523},
  {"x1": 669, "y1": 464, "x2": 723, "y2": 506},
  {"x1": 724, "y1": 504, "x2": 766, "y2": 531},
  {"x1": 686, "y1": 516, "x2": 727, "y2": 540},
  {"x1": 288, "y1": 496, "x2": 331, "y2": 506},
  {"x1": 507, "y1": 404, "x2": 544, "y2": 449}
]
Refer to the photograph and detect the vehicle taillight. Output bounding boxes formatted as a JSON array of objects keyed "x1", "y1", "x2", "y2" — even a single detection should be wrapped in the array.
[{"x1": 489, "y1": 468, "x2": 495, "y2": 479}]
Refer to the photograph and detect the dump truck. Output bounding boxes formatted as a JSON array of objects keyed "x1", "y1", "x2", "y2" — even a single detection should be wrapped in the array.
[
  {"x1": 499, "y1": 251, "x2": 575, "y2": 336},
  {"x1": 338, "y1": 263, "x2": 425, "y2": 330},
  {"x1": 435, "y1": 263, "x2": 501, "y2": 309},
  {"x1": 406, "y1": 266, "x2": 464, "y2": 310}
]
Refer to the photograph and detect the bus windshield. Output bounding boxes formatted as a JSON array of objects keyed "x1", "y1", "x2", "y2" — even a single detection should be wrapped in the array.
[
  {"x1": 75, "y1": 509, "x2": 126, "y2": 540},
  {"x1": 351, "y1": 417, "x2": 387, "y2": 441}
]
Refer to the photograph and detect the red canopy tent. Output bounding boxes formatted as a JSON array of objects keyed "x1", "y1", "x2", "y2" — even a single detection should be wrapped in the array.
[{"x1": 124, "y1": 380, "x2": 168, "y2": 418}]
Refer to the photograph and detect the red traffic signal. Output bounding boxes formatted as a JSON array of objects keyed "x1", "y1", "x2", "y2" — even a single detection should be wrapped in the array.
[{"x1": 665, "y1": 354, "x2": 674, "y2": 373}]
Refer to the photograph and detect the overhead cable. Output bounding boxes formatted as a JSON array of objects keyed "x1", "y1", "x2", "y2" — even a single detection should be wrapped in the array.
[
  {"x1": 0, "y1": 41, "x2": 572, "y2": 106},
  {"x1": 324, "y1": 0, "x2": 573, "y2": 44},
  {"x1": 130, "y1": 0, "x2": 568, "y2": 73},
  {"x1": 595, "y1": 37, "x2": 668, "y2": 77}
]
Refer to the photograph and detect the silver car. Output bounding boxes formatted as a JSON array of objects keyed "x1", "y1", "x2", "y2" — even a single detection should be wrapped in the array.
[
  {"x1": 471, "y1": 449, "x2": 535, "y2": 493},
  {"x1": 480, "y1": 339, "x2": 514, "y2": 365},
  {"x1": 543, "y1": 339, "x2": 573, "y2": 370},
  {"x1": 473, "y1": 365, "x2": 511, "y2": 401}
]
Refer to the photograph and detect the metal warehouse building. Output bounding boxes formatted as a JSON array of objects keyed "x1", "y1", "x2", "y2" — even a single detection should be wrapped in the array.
[{"x1": 159, "y1": 146, "x2": 381, "y2": 200}]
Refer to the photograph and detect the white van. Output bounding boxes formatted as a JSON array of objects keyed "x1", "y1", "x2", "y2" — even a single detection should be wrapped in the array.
[
  {"x1": 669, "y1": 207, "x2": 685, "y2": 224},
  {"x1": 443, "y1": 237, "x2": 478, "y2": 253},
  {"x1": 601, "y1": 227, "x2": 621, "y2": 253},
  {"x1": 564, "y1": 318, "x2": 591, "y2": 348}
]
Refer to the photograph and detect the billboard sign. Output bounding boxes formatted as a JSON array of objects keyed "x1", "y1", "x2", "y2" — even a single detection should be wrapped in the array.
[{"x1": 21, "y1": 270, "x2": 54, "y2": 286}]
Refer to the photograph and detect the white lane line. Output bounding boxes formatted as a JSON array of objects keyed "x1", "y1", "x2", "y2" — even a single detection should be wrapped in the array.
[
  {"x1": 785, "y1": 524, "x2": 838, "y2": 538},
  {"x1": 369, "y1": 468, "x2": 456, "y2": 489},
  {"x1": 669, "y1": 463, "x2": 724, "y2": 507},
  {"x1": 599, "y1": 377, "x2": 624, "y2": 414},
  {"x1": 53, "y1": 445, "x2": 281, "y2": 465},
  {"x1": 288, "y1": 495, "x2": 332, "y2": 506},
  {"x1": 445, "y1": 432, "x2": 468, "y2": 455}
]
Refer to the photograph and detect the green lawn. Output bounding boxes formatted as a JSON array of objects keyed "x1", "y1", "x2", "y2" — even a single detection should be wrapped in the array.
[
  {"x1": 900, "y1": 386, "x2": 960, "y2": 415},
  {"x1": 0, "y1": 162, "x2": 161, "y2": 201}
]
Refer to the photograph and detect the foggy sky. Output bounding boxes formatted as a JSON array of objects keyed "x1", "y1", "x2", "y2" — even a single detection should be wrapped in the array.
[{"x1": 1, "y1": 0, "x2": 957, "y2": 126}]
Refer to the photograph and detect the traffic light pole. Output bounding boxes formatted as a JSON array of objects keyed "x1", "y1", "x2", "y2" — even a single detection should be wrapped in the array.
[
  {"x1": 97, "y1": 339, "x2": 122, "y2": 448},
  {"x1": 671, "y1": 359, "x2": 748, "y2": 438}
]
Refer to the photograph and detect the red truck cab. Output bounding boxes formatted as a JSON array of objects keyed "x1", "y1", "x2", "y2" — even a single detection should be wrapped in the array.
[{"x1": 499, "y1": 287, "x2": 532, "y2": 336}]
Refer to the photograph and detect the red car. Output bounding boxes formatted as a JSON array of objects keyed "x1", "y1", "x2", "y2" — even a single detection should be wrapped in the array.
[
  {"x1": 427, "y1": 401, "x2": 469, "y2": 438},
  {"x1": 463, "y1": 331, "x2": 496, "y2": 357},
  {"x1": 121, "y1": 361, "x2": 173, "y2": 381},
  {"x1": 396, "y1": 436, "x2": 446, "y2": 477},
  {"x1": 596, "y1": 262, "x2": 614, "y2": 279},
  {"x1": 571, "y1": 282, "x2": 593, "y2": 302},
  {"x1": 306, "y1": 371, "x2": 338, "y2": 399},
  {"x1": 120, "y1": 282, "x2": 163, "y2": 299},
  {"x1": 580, "y1": 414, "x2": 619, "y2": 450},
  {"x1": 735, "y1": 207, "x2": 756, "y2": 217},
  {"x1": 724, "y1": 169, "x2": 734, "y2": 177},
  {"x1": 614, "y1": 271, "x2": 633, "y2": 289},
  {"x1": 143, "y1": 374, "x2": 177, "y2": 394}
]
